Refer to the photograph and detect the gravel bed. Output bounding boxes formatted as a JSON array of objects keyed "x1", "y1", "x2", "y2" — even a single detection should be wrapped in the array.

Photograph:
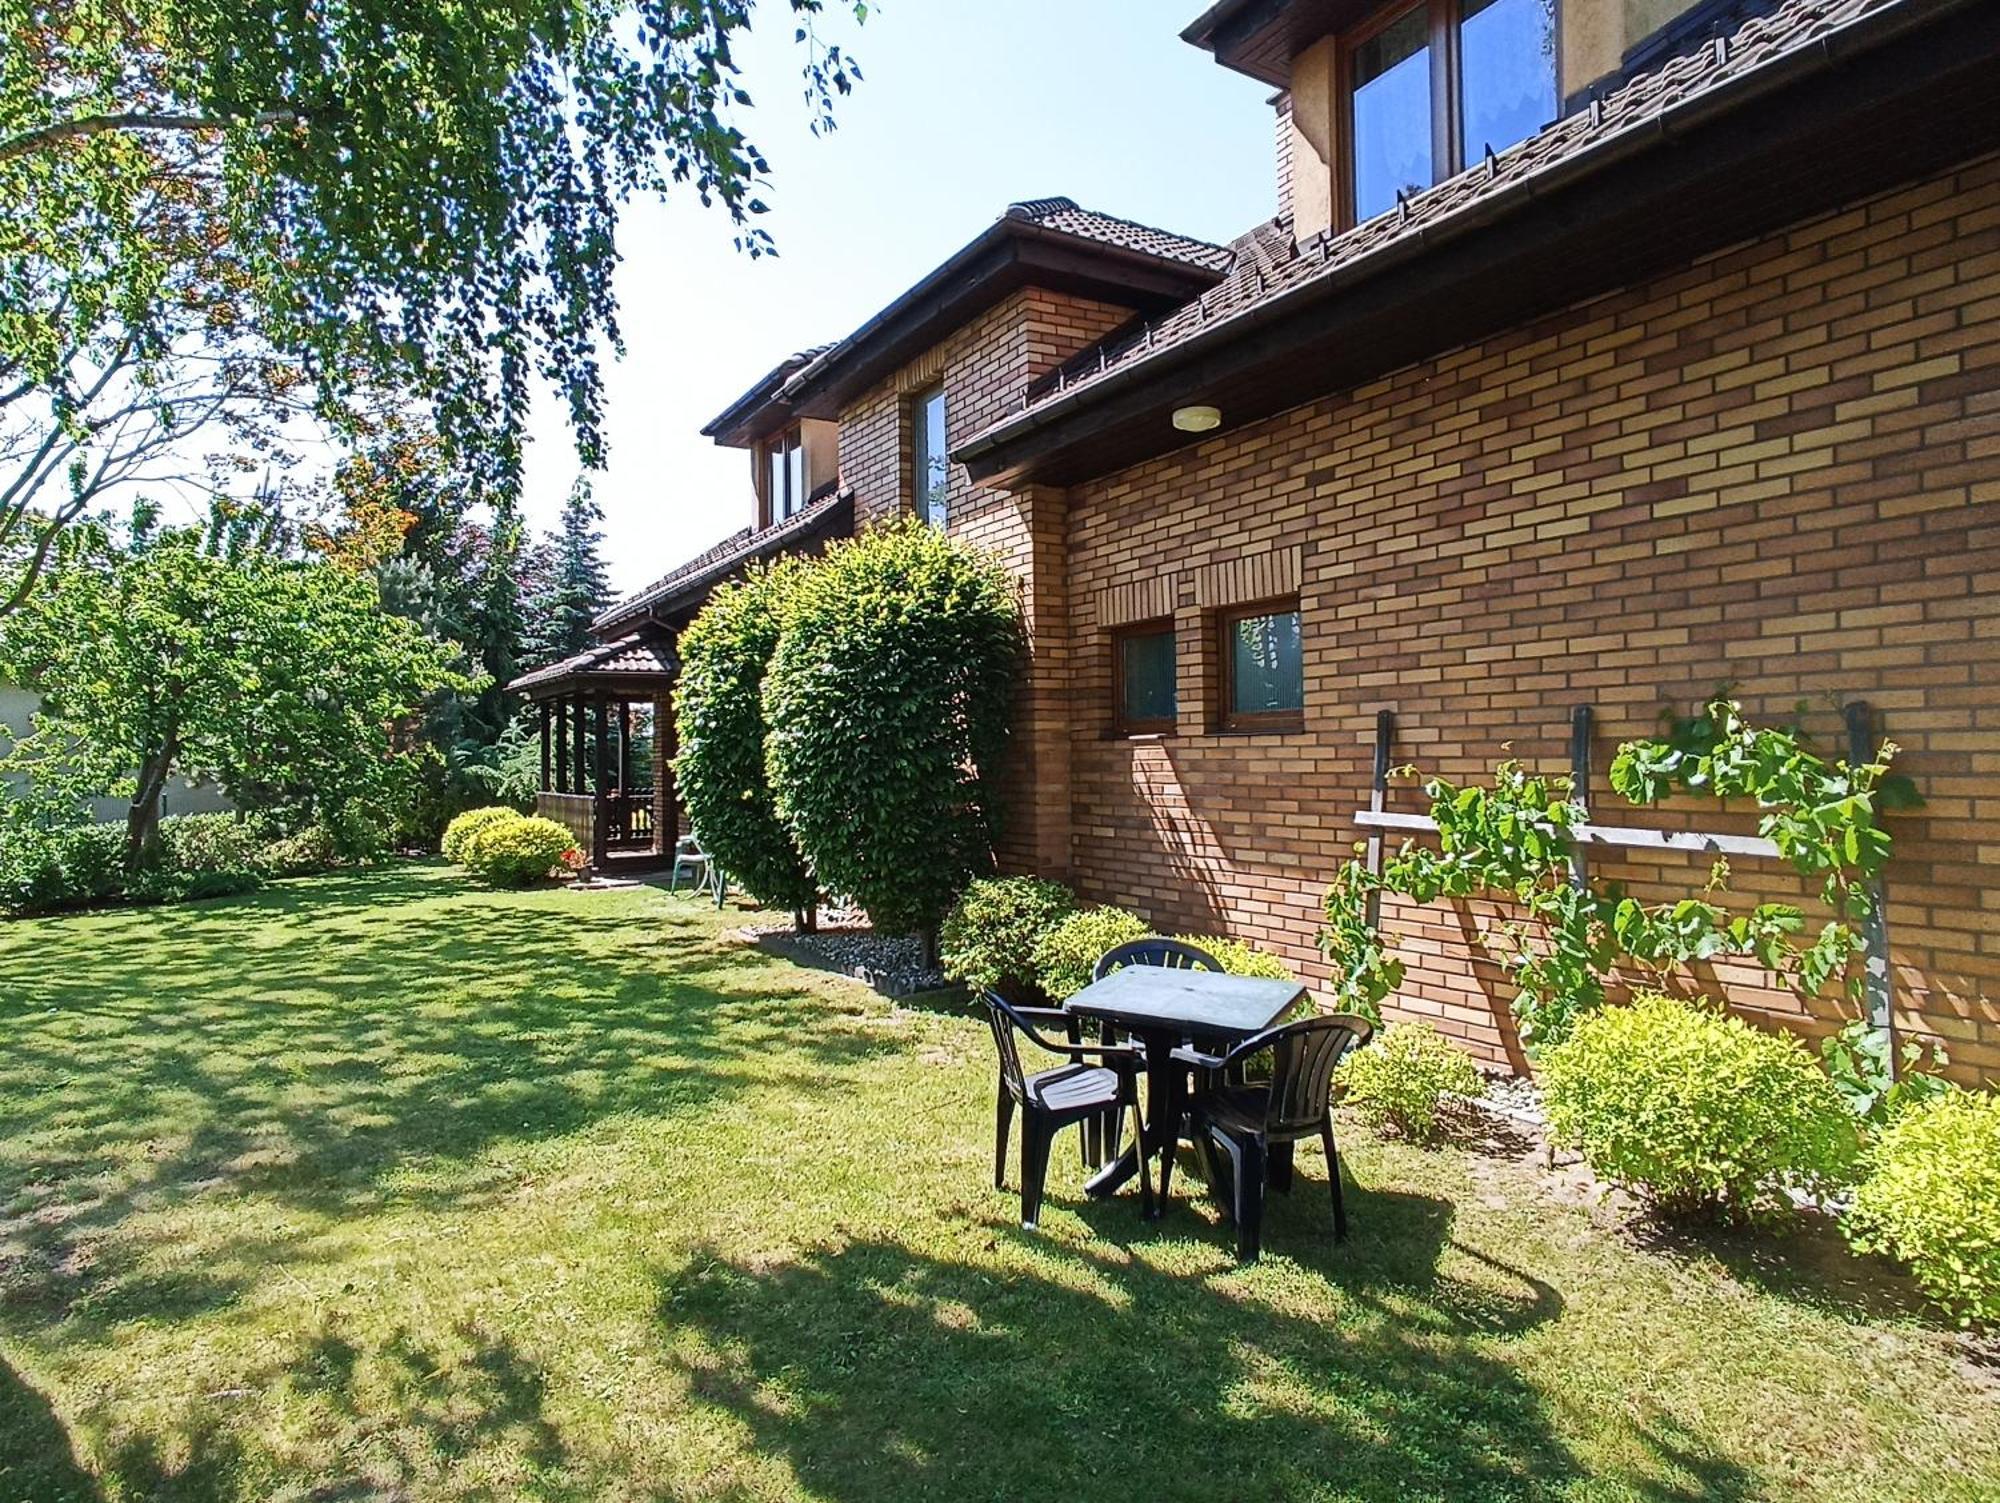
[
  {"x1": 1478, "y1": 1069, "x2": 1546, "y2": 1126},
  {"x1": 747, "y1": 924, "x2": 951, "y2": 997}
]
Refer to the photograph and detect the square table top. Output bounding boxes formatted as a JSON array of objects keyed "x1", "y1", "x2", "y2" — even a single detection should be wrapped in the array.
[{"x1": 1063, "y1": 966, "x2": 1306, "y2": 1039}]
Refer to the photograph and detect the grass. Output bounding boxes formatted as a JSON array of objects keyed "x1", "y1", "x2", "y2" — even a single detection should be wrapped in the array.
[{"x1": 0, "y1": 864, "x2": 1994, "y2": 1502}]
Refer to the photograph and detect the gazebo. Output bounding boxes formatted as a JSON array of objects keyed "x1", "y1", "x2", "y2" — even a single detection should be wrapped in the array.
[{"x1": 511, "y1": 634, "x2": 680, "y2": 872}]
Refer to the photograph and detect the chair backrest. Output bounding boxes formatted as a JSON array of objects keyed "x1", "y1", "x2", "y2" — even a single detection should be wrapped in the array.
[
  {"x1": 1092, "y1": 937, "x2": 1222, "y2": 982},
  {"x1": 982, "y1": 990, "x2": 1030, "y2": 1100},
  {"x1": 1254, "y1": 1015, "x2": 1373, "y2": 1134}
]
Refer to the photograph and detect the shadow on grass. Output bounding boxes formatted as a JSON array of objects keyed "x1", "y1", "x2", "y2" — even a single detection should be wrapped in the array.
[
  {"x1": 655, "y1": 1215, "x2": 1754, "y2": 1503},
  {"x1": 0, "y1": 1356, "x2": 99, "y2": 1501},
  {"x1": 0, "y1": 864, "x2": 897, "y2": 1340},
  {"x1": 1629, "y1": 1210, "x2": 1932, "y2": 1327}
]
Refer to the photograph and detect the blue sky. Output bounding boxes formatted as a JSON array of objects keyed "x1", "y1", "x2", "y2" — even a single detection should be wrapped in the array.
[{"x1": 519, "y1": 0, "x2": 1281, "y2": 596}]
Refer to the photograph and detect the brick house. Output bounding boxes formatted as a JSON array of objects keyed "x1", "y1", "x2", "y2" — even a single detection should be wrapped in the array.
[{"x1": 573, "y1": 0, "x2": 2000, "y2": 1080}]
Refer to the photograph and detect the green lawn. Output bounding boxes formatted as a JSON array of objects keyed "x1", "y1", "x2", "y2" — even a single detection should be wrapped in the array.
[{"x1": 0, "y1": 865, "x2": 1993, "y2": 1502}]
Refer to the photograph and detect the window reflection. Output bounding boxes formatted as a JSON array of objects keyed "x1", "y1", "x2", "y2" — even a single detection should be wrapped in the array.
[
  {"x1": 1461, "y1": 0, "x2": 1557, "y2": 162},
  {"x1": 1351, "y1": 8, "x2": 1432, "y2": 223}
]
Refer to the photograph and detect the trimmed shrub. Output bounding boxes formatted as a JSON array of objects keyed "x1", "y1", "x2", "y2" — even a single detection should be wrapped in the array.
[
  {"x1": 256, "y1": 825, "x2": 339, "y2": 878},
  {"x1": 674, "y1": 561, "x2": 818, "y2": 918},
  {"x1": 1846, "y1": 1088, "x2": 2000, "y2": 1327},
  {"x1": 461, "y1": 814, "x2": 582, "y2": 888},
  {"x1": 1033, "y1": 906, "x2": 1151, "y2": 1001},
  {"x1": 939, "y1": 876, "x2": 1078, "y2": 994},
  {"x1": 0, "y1": 817, "x2": 125, "y2": 915},
  {"x1": 1335, "y1": 1022, "x2": 1485, "y2": 1145},
  {"x1": 1540, "y1": 993, "x2": 1858, "y2": 1220},
  {"x1": 443, "y1": 805, "x2": 521, "y2": 865},
  {"x1": 1175, "y1": 934, "x2": 1292, "y2": 981},
  {"x1": 158, "y1": 813, "x2": 264, "y2": 875},
  {"x1": 764, "y1": 521, "x2": 1022, "y2": 938}
]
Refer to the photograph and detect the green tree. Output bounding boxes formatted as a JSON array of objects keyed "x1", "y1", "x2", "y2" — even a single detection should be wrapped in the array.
[
  {"x1": 525, "y1": 476, "x2": 612, "y2": 668},
  {"x1": 764, "y1": 522, "x2": 1022, "y2": 945},
  {"x1": 0, "y1": 515, "x2": 470, "y2": 863},
  {"x1": 1, "y1": 0, "x2": 866, "y2": 609},
  {"x1": 674, "y1": 561, "x2": 818, "y2": 926}
]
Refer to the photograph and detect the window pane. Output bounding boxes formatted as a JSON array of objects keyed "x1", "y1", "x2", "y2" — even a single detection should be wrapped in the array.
[
  {"x1": 1120, "y1": 629, "x2": 1176, "y2": 726},
  {"x1": 785, "y1": 439, "x2": 804, "y2": 518},
  {"x1": 914, "y1": 386, "x2": 949, "y2": 529},
  {"x1": 1230, "y1": 610, "x2": 1303, "y2": 715},
  {"x1": 767, "y1": 445, "x2": 785, "y2": 521},
  {"x1": 1461, "y1": 0, "x2": 1557, "y2": 162},
  {"x1": 1351, "y1": 8, "x2": 1432, "y2": 223}
]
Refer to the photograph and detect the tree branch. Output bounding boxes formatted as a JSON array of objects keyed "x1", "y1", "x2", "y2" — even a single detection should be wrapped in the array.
[{"x1": 0, "y1": 109, "x2": 302, "y2": 165}]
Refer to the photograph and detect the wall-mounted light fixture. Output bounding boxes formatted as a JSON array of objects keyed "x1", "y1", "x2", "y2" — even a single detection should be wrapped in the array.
[{"x1": 1171, "y1": 404, "x2": 1222, "y2": 433}]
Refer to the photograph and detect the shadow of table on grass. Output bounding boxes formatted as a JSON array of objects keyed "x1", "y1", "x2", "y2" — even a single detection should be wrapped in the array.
[{"x1": 654, "y1": 1190, "x2": 1759, "y2": 1503}]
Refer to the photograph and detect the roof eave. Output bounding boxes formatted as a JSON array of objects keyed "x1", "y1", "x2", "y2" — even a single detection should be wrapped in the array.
[{"x1": 961, "y1": 0, "x2": 1992, "y2": 487}]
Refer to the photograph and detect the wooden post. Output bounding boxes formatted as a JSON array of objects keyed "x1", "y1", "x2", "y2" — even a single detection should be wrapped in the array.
[
  {"x1": 571, "y1": 693, "x2": 587, "y2": 796},
  {"x1": 1568, "y1": 704, "x2": 1594, "y2": 892},
  {"x1": 619, "y1": 701, "x2": 632, "y2": 793},
  {"x1": 554, "y1": 698, "x2": 568, "y2": 793},
  {"x1": 592, "y1": 695, "x2": 611, "y2": 870},
  {"x1": 539, "y1": 701, "x2": 552, "y2": 793},
  {"x1": 1844, "y1": 700, "x2": 1897, "y2": 1074},
  {"x1": 1365, "y1": 709, "x2": 1393, "y2": 928}
]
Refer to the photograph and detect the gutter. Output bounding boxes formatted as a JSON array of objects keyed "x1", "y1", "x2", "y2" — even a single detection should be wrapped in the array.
[{"x1": 955, "y1": 0, "x2": 1970, "y2": 470}]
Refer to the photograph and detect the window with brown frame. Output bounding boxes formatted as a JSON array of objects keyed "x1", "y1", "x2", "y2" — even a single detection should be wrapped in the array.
[
  {"x1": 1217, "y1": 599, "x2": 1304, "y2": 733},
  {"x1": 1343, "y1": 0, "x2": 1558, "y2": 227},
  {"x1": 1113, "y1": 621, "x2": 1177, "y2": 735}
]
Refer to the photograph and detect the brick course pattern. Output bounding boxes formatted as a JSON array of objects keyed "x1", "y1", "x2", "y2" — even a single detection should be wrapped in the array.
[{"x1": 1049, "y1": 155, "x2": 2000, "y2": 1081}]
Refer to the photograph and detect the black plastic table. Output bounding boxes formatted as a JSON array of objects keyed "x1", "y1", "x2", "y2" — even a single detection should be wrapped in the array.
[{"x1": 1064, "y1": 967, "x2": 1306, "y2": 1216}]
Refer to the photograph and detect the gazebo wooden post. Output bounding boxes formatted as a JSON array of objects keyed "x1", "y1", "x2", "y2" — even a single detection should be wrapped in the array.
[
  {"x1": 571, "y1": 692, "x2": 587, "y2": 796},
  {"x1": 591, "y1": 695, "x2": 611, "y2": 870},
  {"x1": 554, "y1": 698, "x2": 569, "y2": 793},
  {"x1": 539, "y1": 701, "x2": 552, "y2": 793},
  {"x1": 618, "y1": 701, "x2": 632, "y2": 793}
]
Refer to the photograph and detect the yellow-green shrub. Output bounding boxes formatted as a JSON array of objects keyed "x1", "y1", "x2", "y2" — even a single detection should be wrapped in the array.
[
  {"x1": 1032, "y1": 906, "x2": 1150, "y2": 1000},
  {"x1": 1540, "y1": 993, "x2": 1858, "y2": 1220},
  {"x1": 1335, "y1": 1023, "x2": 1485, "y2": 1144},
  {"x1": 1175, "y1": 934, "x2": 1292, "y2": 981},
  {"x1": 1846, "y1": 1088, "x2": 2000, "y2": 1327},
  {"x1": 461, "y1": 814, "x2": 581, "y2": 888},
  {"x1": 939, "y1": 877, "x2": 1078, "y2": 994},
  {"x1": 443, "y1": 805, "x2": 521, "y2": 864}
]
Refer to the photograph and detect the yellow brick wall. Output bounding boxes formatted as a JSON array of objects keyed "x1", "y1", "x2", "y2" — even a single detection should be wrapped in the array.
[{"x1": 1048, "y1": 154, "x2": 2000, "y2": 1080}]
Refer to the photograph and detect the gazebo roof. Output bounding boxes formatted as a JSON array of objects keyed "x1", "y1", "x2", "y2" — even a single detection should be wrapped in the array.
[{"x1": 510, "y1": 633, "x2": 679, "y2": 700}]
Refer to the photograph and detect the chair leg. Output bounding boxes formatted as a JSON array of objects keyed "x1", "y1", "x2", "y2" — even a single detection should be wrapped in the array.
[
  {"x1": 1268, "y1": 1140, "x2": 1296, "y2": 1194},
  {"x1": 994, "y1": 1091, "x2": 1015, "y2": 1190},
  {"x1": 1156, "y1": 1069, "x2": 1183, "y2": 1209},
  {"x1": 1321, "y1": 1119, "x2": 1348, "y2": 1242},
  {"x1": 1233, "y1": 1137, "x2": 1267, "y2": 1264},
  {"x1": 1021, "y1": 1116, "x2": 1053, "y2": 1230}
]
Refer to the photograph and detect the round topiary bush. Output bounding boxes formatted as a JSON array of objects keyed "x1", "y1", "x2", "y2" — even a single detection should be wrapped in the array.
[
  {"x1": 443, "y1": 805, "x2": 522, "y2": 865},
  {"x1": 675, "y1": 561, "x2": 820, "y2": 922},
  {"x1": 1032, "y1": 906, "x2": 1151, "y2": 1000},
  {"x1": 1845, "y1": 1087, "x2": 2000, "y2": 1327},
  {"x1": 939, "y1": 876, "x2": 1077, "y2": 994},
  {"x1": 1540, "y1": 992, "x2": 1858, "y2": 1220},
  {"x1": 764, "y1": 521, "x2": 1022, "y2": 939},
  {"x1": 461, "y1": 813, "x2": 581, "y2": 888},
  {"x1": 1335, "y1": 1022, "x2": 1485, "y2": 1145}
]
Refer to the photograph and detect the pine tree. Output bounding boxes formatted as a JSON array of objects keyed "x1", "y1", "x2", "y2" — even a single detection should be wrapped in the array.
[{"x1": 524, "y1": 477, "x2": 611, "y2": 667}]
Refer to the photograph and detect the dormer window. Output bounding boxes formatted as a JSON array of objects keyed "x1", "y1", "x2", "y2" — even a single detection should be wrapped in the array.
[
  {"x1": 1346, "y1": 0, "x2": 1556, "y2": 226},
  {"x1": 764, "y1": 428, "x2": 805, "y2": 523}
]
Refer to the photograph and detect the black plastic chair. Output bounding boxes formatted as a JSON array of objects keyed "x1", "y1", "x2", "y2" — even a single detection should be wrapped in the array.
[
  {"x1": 984, "y1": 990, "x2": 1153, "y2": 1229},
  {"x1": 1183, "y1": 1014, "x2": 1373, "y2": 1263}
]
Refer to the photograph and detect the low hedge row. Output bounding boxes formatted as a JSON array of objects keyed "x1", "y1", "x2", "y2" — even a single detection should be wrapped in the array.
[
  {"x1": 442, "y1": 807, "x2": 584, "y2": 888},
  {"x1": 0, "y1": 811, "x2": 344, "y2": 917}
]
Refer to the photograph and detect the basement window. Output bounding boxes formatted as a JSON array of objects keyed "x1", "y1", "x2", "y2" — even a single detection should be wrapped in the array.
[
  {"x1": 1345, "y1": 0, "x2": 1557, "y2": 227},
  {"x1": 1219, "y1": 599, "x2": 1304, "y2": 733},
  {"x1": 1114, "y1": 621, "x2": 1177, "y2": 736}
]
